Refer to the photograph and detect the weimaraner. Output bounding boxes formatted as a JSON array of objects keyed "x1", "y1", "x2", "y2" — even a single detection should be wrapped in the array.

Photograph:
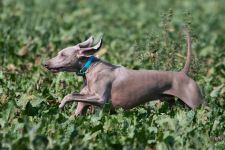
[{"x1": 44, "y1": 30, "x2": 204, "y2": 116}]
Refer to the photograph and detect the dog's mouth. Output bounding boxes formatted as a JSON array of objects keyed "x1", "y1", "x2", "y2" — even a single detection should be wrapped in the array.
[{"x1": 48, "y1": 67, "x2": 64, "y2": 73}]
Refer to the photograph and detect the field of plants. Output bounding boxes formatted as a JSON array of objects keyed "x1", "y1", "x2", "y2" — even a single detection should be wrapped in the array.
[{"x1": 0, "y1": 0, "x2": 224, "y2": 149}]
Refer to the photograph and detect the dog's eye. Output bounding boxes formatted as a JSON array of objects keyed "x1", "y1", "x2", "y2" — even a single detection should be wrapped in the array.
[{"x1": 61, "y1": 53, "x2": 66, "y2": 57}]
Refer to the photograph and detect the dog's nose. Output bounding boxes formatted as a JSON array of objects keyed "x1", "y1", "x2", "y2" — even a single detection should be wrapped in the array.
[{"x1": 43, "y1": 62, "x2": 49, "y2": 68}]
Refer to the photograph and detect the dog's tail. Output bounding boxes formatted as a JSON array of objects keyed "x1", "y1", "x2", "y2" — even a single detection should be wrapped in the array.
[{"x1": 181, "y1": 29, "x2": 192, "y2": 74}]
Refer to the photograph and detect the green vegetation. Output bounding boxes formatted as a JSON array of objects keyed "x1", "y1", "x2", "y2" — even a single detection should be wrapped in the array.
[{"x1": 0, "y1": 0, "x2": 224, "y2": 149}]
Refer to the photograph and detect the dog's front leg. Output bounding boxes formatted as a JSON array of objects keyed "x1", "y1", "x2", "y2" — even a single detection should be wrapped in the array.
[
  {"x1": 59, "y1": 84, "x2": 96, "y2": 116},
  {"x1": 73, "y1": 102, "x2": 94, "y2": 116},
  {"x1": 59, "y1": 93, "x2": 105, "y2": 108},
  {"x1": 73, "y1": 85, "x2": 94, "y2": 116}
]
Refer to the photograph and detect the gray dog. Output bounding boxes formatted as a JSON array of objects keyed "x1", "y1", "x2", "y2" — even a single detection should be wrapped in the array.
[{"x1": 44, "y1": 31, "x2": 204, "y2": 116}]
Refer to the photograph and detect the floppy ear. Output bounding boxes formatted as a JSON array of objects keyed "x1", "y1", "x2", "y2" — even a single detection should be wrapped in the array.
[
  {"x1": 79, "y1": 38, "x2": 102, "y2": 56},
  {"x1": 79, "y1": 36, "x2": 94, "y2": 48}
]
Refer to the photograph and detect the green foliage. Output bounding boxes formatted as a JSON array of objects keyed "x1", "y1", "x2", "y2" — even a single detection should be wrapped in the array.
[{"x1": 0, "y1": 0, "x2": 224, "y2": 149}]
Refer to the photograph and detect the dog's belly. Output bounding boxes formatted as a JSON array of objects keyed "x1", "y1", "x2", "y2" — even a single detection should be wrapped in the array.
[
  {"x1": 111, "y1": 92, "x2": 162, "y2": 109},
  {"x1": 111, "y1": 69, "x2": 173, "y2": 109}
]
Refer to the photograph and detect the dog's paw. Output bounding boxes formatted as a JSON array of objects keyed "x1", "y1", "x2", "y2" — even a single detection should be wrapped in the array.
[
  {"x1": 59, "y1": 94, "x2": 72, "y2": 108},
  {"x1": 72, "y1": 110, "x2": 84, "y2": 117},
  {"x1": 87, "y1": 105, "x2": 95, "y2": 114},
  {"x1": 59, "y1": 102, "x2": 65, "y2": 108},
  {"x1": 71, "y1": 112, "x2": 79, "y2": 117}
]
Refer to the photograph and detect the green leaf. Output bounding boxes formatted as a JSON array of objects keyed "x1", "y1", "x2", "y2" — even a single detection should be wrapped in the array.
[
  {"x1": 30, "y1": 96, "x2": 44, "y2": 107},
  {"x1": 16, "y1": 94, "x2": 29, "y2": 110},
  {"x1": 210, "y1": 85, "x2": 224, "y2": 98},
  {"x1": 24, "y1": 102, "x2": 38, "y2": 116}
]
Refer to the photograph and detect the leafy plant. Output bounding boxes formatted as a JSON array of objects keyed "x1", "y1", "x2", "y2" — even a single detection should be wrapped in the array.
[{"x1": 0, "y1": 0, "x2": 224, "y2": 149}]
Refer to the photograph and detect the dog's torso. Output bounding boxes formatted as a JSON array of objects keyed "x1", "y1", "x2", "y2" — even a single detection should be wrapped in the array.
[
  {"x1": 112, "y1": 67, "x2": 175, "y2": 108},
  {"x1": 84, "y1": 62, "x2": 195, "y2": 109}
]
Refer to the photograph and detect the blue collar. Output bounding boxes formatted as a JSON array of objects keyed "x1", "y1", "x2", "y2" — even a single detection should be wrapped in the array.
[{"x1": 76, "y1": 55, "x2": 95, "y2": 76}]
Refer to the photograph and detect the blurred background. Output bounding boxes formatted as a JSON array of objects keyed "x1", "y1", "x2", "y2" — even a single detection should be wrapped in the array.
[{"x1": 0, "y1": 0, "x2": 224, "y2": 149}]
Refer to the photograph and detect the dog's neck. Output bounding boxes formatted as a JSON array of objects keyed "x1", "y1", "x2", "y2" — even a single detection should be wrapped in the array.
[
  {"x1": 76, "y1": 56, "x2": 99, "y2": 76},
  {"x1": 83, "y1": 59, "x2": 118, "y2": 80}
]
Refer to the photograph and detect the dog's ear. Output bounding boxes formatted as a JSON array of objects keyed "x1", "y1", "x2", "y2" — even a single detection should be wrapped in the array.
[
  {"x1": 78, "y1": 36, "x2": 94, "y2": 48},
  {"x1": 78, "y1": 37, "x2": 102, "y2": 57}
]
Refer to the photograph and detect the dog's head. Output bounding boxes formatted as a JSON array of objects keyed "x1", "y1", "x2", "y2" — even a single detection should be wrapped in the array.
[{"x1": 44, "y1": 36, "x2": 102, "y2": 73}]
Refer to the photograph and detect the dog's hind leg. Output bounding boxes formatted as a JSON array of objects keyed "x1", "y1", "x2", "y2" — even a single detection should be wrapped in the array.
[
  {"x1": 163, "y1": 79, "x2": 204, "y2": 108},
  {"x1": 184, "y1": 79, "x2": 204, "y2": 108}
]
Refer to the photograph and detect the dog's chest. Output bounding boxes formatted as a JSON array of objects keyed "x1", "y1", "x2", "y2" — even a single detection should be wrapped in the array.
[
  {"x1": 85, "y1": 77, "x2": 98, "y2": 94},
  {"x1": 85, "y1": 71, "x2": 110, "y2": 95}
]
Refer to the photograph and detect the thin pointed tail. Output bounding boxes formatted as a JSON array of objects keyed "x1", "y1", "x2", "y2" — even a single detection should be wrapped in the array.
[{"x1": 182, "y1": 30, "x2": 192, "y2": 74}]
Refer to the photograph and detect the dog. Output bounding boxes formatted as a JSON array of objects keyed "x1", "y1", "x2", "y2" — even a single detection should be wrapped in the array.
[{"x1": 44, "y1": 30, "x2": 204, "y2": 116}]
